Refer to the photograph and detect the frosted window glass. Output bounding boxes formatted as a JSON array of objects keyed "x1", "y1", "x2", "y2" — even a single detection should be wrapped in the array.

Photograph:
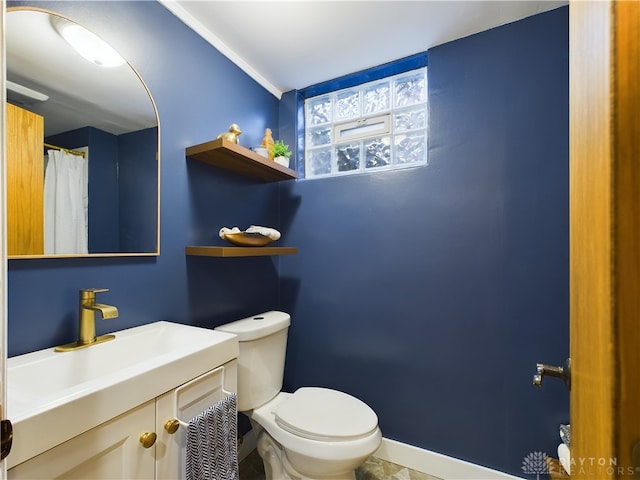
[
  {"x1": 335, "y1": 90, "x2": 360, "y2": 120},
  {"x1": 309, "y1": 149, "x2": 332, "y2": 176},
  {"x1": 395, "y1": 133, "x2": 426, "y2": 164},
  {"x1": 394, "y1": 107, "x2": 427, "y2": 132},
  {"x1": 308, "y1": 127, "x2": 332, "y2": 147},
  {"x1": 304, "y1": 67, "x2": 427, "y2": 179},
  {"x1": 307, "y1": 96, "x2": 332, "y2": 125},
  {"x1": 395, "y1": 72, "x2": 426, "y2": 107},
  {"x1": 364, "y1": 82, "x2": 390, "y2": 114},
  {"x1": 365, "y1": 137, "x2": 391, "y2": 169},
  {"x1": 336, "y1": 144, "x2": 361, "y2": 172}
]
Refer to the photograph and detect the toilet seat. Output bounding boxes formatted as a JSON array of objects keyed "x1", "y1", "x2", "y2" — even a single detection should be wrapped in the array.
[{"x1": 274, "y1": 387, "x2": 378, "y2": 441}]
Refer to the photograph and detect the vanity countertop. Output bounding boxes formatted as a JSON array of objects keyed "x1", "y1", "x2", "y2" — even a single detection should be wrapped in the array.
[{"x1": 6, "y1": 321, "x2": 238, "y2": 468}]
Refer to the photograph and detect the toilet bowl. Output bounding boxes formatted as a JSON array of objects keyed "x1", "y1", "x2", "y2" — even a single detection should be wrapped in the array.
[
  {"x1": 215, "y1": 311, "x2": 381, "y2": 480},
  {"x1": 252, "y1": 389, "x2": 381, "y2": 479}
]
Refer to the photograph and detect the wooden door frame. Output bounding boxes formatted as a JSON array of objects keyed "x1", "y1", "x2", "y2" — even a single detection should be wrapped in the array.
[
  {"x1": 1, "y1": 0, "x2": 8, "y2": 476},
  {"x1": 570, "y1": 1, "x2": 640, "y2": 478}
]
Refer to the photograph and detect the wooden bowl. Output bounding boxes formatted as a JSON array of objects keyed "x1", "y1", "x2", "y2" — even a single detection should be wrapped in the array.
[{"x1": 222, "y1": 232, "x2": 273, "y2": 247}]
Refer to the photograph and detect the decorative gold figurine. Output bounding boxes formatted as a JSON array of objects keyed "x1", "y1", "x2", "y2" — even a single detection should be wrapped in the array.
[
  {"x1": 217, "y1": 123, "x2": 242, "y2": 144},
  {"x1": 261, "y1": 128, "x2": 275, "y2": 159}
]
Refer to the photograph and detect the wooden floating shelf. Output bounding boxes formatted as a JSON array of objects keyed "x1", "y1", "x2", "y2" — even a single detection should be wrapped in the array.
[
  {"x1": 186, "y1": 138, "x2": 297, "y2": 182},
  {"x1": 185, "y1": 246, "x2": 298, "y2": 258}
]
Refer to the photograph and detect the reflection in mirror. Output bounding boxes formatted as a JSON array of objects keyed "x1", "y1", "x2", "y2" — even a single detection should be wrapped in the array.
[{"x1": 6, "y1": 8, "x2": 159, "y2": 258}]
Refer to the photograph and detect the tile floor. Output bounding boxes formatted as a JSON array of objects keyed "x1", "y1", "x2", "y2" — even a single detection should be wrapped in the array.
[
  {"x1": 356, "y1": 456, "x2": 442, "y2": 480},
  {"x1": 239, "y1": 449, "x2": 442, "y2": 480}
]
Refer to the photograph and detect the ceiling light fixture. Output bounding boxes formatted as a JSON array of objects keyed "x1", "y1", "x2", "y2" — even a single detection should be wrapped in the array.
[{"x1": 58, "y1": 23, "x2": 125, "y2": 68}]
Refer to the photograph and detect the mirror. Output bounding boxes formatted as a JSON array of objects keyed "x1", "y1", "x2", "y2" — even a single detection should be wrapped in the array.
[{"x1": 6, "y1": 8, "x2": 159, "y2": 258}]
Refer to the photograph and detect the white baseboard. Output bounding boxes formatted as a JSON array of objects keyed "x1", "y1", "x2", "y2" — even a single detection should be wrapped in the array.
[
  {"x1": 240, "y1": 430, "x2": 522, "y2": 480},
  {"x1": 374, "y1": 438, "x2": 524, "y2": 480}
]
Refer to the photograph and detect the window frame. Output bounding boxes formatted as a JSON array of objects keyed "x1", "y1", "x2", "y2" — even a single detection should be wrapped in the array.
[
  {"x1": 334, "y1": 114, "x2": 391, "y2": 144},
  {"x1": 299, "y1": 59, "x2": 428, "y2": 180}
]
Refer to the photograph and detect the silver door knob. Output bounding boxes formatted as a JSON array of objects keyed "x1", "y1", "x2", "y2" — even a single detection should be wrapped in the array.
[{"x1": 533, "y1": 358, "x2": 571, "y2": 390}]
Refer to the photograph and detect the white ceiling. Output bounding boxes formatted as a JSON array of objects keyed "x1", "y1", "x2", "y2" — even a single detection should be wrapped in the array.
[
  {"x1": 5, "y1": 2, "x2": 568, "y2": 136},
  {"x1": 160, "y1": 0, "x2": 568, "y2": 98}
]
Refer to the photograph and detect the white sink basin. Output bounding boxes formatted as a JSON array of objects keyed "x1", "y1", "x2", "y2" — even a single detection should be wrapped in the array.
[{"x1": 7, "y1": 321, "x2": 238, "y2": 468}]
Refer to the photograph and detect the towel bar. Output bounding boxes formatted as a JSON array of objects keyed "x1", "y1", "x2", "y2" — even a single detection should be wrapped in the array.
[
  {"x1": 164, "y1": 418, "x2": 188, "y2": 434},
  {"x1": 165, "y1": 388, "x2": 234, "y2": 434},
  {"x1": 165, "y1": 365, "x2": 234, "y2": 434}
]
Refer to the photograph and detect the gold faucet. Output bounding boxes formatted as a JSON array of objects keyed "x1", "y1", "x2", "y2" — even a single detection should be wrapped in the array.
[{"x1": 55, "y1": 288, "x2": 119, "y2": 352}]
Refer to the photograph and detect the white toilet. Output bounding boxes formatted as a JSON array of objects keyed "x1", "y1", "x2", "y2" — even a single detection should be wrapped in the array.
[{"x1": 215, "y1": 311, "x2": 381, "y2": 480}]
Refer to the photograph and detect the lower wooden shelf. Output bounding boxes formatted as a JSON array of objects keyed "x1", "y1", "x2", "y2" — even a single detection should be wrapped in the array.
[{"x1": 185, "y1": 246, "x2": 298, "y2": 257}]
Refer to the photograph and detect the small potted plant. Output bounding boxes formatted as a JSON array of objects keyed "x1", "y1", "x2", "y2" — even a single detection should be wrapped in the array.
[{"x1": 272, "y1": 140, "x2": 292, "y2": 168}]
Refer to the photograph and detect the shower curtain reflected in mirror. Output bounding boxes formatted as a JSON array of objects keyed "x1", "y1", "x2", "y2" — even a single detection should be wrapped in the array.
[{"x1": 44, "y1": 149, "x2": 88, "y2": 254}]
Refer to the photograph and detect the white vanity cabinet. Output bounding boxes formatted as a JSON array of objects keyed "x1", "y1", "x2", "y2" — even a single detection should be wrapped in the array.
[
  {"x1": 8, "y1": 360, "x2": 238, "y2": 480},
  {"x1": 8, "y1": 400, "x2": 156, "y2": 479}
]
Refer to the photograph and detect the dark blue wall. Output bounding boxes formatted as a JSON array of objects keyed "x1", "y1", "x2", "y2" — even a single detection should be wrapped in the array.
[
  {"x1": 8, "y1": 1, "x2": 280, "y2": 354},
  {"x1": 85, "y1": 127, "x2": 120, "y2": 252},
  {"x1": 279, "y1": 6, "x2": 569, "y2": 477},
  {"x1": 7, "y1": 1, "x2": 568, "y2": 477},
  {"x1": 118, "y1": 127, "x2": 158, "y2": 252}
]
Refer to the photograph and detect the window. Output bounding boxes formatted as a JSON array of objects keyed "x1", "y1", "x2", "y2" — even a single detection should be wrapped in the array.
[{"x1": 304, "y1": 68, "x2": 428, "y2": 179}]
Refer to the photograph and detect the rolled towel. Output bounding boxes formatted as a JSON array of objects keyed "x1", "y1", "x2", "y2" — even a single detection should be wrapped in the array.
[
  {"x1": 560, "y1": 423, "x2": 571, "y2": 446},
  {"x1": 245, "y1": 225, "x2": 281, "y2": 241},
  {"x1": 558, "y1": 443, "x2": 571, "y2": 475},
  {"x1": 219, "y1": 227, "x2": 241, "y2": 239}
]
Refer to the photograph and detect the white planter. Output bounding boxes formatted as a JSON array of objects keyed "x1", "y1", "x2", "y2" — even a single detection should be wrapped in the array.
[{"x1": 274, "y1": 156, "x2": 290, "y2": 168}]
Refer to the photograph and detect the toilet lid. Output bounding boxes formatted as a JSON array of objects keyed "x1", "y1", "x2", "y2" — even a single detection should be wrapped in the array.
[{"x1": 274, "y1": 387, "x2": 378, "y2": 441}]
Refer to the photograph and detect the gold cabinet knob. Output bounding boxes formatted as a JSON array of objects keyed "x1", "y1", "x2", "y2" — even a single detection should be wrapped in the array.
[
  {"x1": 139, "y1": 432, "x2": 157, "y2": 448},
  {"x1": 164, "y1": 419, "x2": 180, "y2": 435}
]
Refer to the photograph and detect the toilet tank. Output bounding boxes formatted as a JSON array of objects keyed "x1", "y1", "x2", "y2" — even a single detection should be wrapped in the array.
[{"x1": 215, "y1": 311, "x2": 290, "y2": 411}]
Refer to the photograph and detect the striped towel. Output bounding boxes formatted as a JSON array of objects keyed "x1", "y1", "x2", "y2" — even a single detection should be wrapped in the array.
[{"x1": 186, "y1": 394, "x2": 239, "y2": 480}]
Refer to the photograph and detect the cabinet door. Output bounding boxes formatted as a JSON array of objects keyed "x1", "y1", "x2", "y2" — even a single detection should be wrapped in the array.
[
  {"x1": 8, "y1": 401, "x2": 156, "y2": 479},
  {"x1": 6, "y1": 103, "x2": 44, "y2": 256},
  {"x1": 155, "y1": 361, "x2": 237, "y2": 480}
]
